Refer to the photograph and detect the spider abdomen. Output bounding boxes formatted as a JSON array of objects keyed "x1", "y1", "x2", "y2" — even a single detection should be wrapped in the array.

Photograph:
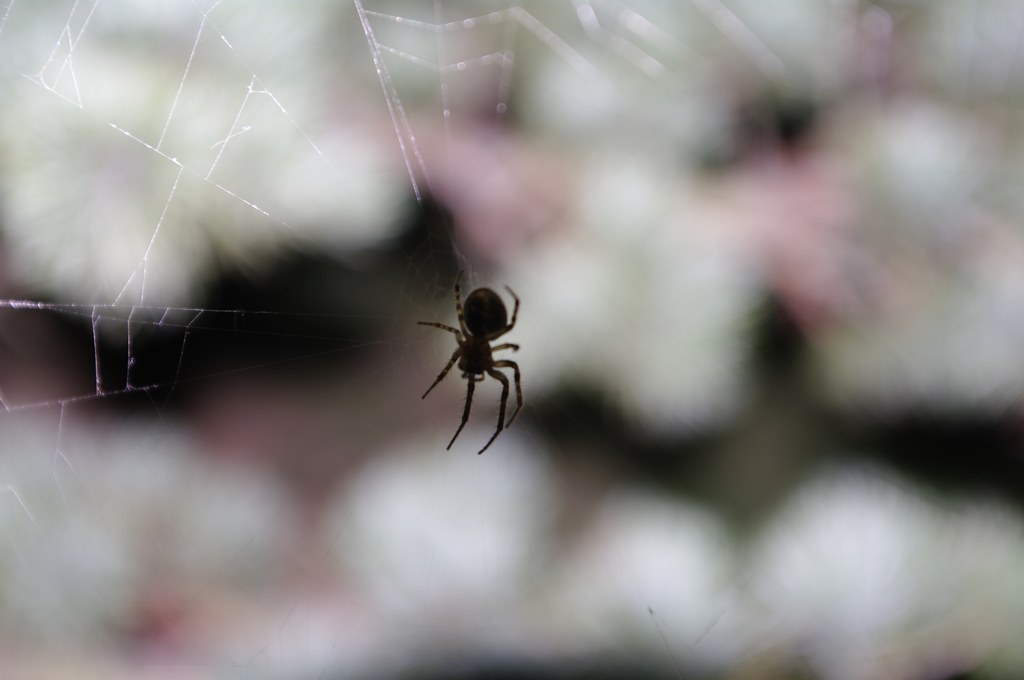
[{"x1": 463, "y1": 288, "x2": 508, "y2": 337}]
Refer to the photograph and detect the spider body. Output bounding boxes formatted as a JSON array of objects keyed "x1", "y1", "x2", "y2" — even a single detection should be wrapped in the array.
[
  {"x1": 463, "y1": 288, "x2": 508, "y2": 336},
  {"x1": 418, "y1": 272, "x2": 523, "y2": 454}
]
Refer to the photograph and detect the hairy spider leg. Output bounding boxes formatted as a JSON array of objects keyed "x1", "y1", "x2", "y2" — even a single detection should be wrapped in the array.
[
  {"x1": 447, "y1": 377, "x2": 475, "y2": 450},
  {"x1": 417, "y1": 321, "x2": 461, "y2": 336},
  {"x1": 493, "y1": 359, "x2": 523, "y2": 426},
  {"x1": 490, "y1": 343, "x2": 519, "y2": 353},
  {"x1": 454, "y1": 271, "x2": 468, "y2": 336},
  {"x1": 422, "y1": 347, "x2": 461, "y2": 399},
  {"x1": 504, "y1": 286, "x2": 520, "y2": 327},
  {"x1": 478, "y1": 367, "x2": 511, "y2": 454}
]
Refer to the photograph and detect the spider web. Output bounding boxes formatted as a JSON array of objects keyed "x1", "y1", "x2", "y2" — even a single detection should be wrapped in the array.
[
  {"x1": 0, "y1": 0, "x2": 784, "y2": 447},
  {"x1": 0, "y1": 1, "x2": 713, "y2": 674},
  {"x1": 2, "y1": 0, "x2": 1024, "y2": 678},
  {"x1": 0, "y1": 0, "x2": 826, "y2": 412}
]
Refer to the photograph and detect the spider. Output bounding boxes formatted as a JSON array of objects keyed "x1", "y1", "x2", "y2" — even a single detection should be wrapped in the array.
[{"x1": 418, "y1": 271, "x2": 523, "y2": 454}]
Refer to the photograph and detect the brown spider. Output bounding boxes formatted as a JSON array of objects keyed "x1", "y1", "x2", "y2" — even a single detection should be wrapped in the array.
[{"x1": 418, "y1": 271, "x2": 523, "y2": 454}]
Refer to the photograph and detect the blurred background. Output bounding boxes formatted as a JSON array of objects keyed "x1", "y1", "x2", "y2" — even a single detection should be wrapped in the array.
[{"x1": 1, "y1": 0, "x2": 1024, "y2": 678}]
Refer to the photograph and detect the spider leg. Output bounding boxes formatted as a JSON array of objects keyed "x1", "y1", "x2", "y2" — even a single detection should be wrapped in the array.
[
  {"x1": 454, "y1": 270, "x2": 469, "y2": 336},
  {"x1": 478, "y1": 367, "x2": 511, "y2": 454},
  {"x1": 417, "y1": 321, "x2": 461, "y2": 336},
  {"x1": 491, "y1": 343, "x2": 519, "y2": 353},
  {"x1": 504, "y1": 285, "x2": 520, "y2": 329},
  {"x1": 422, "y1": 348, "x2": 460, "y2": 399},
  {"x1": 447, "y1": 377, "x2": 475, "y2": 450},
  {"x1": 493, "y1": 359, "x2": 523, "y2": 427}
]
